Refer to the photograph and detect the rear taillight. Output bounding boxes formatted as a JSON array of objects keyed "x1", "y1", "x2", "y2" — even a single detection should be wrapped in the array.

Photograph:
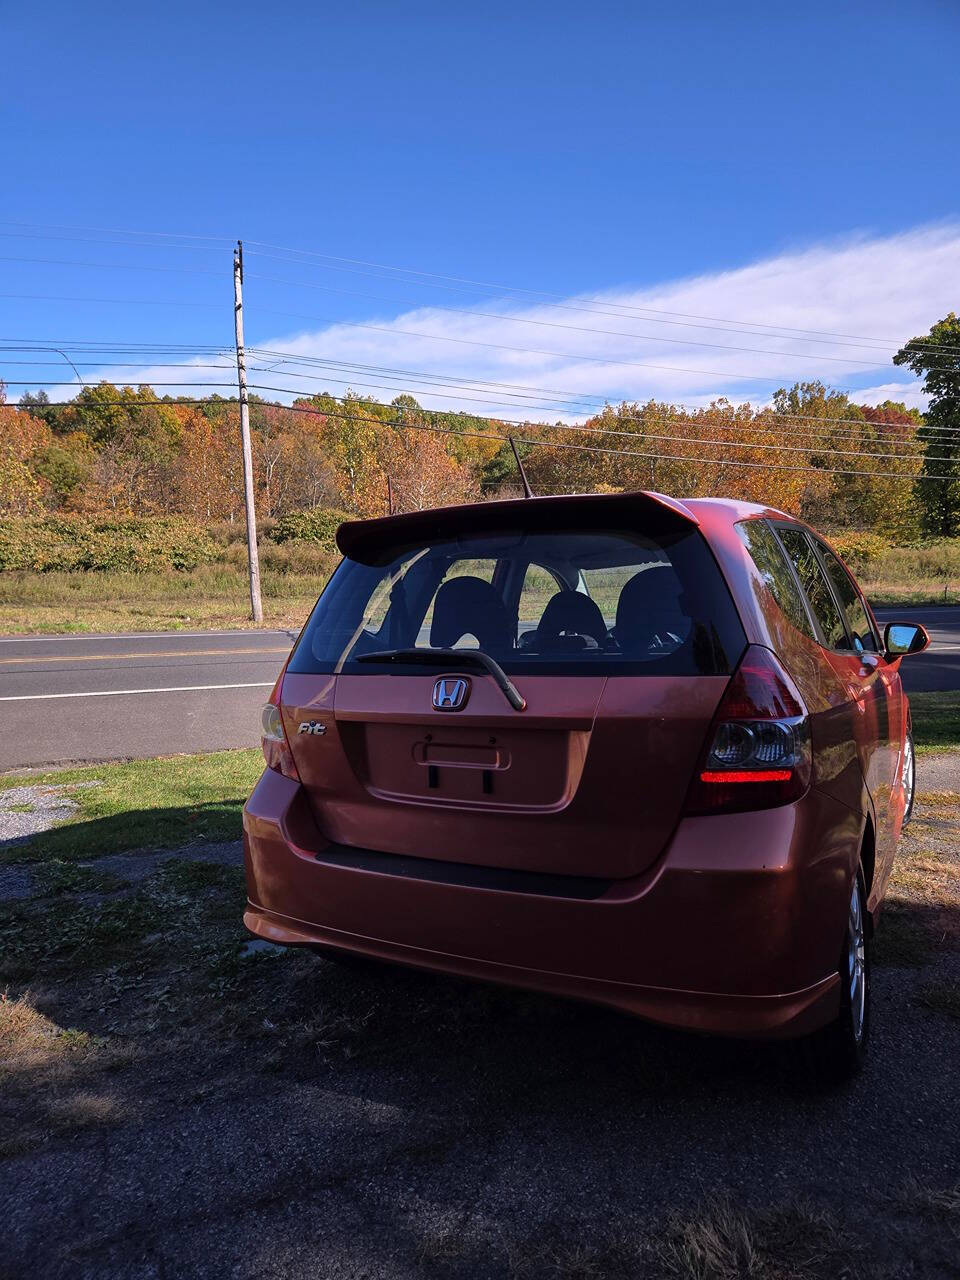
[
  {"x1": 685, "y1": 646, "x2": 811, "y2": 815},
  {"x1": 260, "y1": 675, "x2": 300, "y2": 781}
]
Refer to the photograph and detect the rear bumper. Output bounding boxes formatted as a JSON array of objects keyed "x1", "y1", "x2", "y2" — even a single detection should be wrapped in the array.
[{"x1": 243, "y1": 769, "x2": 861, "y2": 1039}]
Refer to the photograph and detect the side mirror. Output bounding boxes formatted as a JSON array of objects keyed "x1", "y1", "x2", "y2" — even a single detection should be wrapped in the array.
[{"x1": 884, "y1": 622, "x2": 930, "y2": 658}]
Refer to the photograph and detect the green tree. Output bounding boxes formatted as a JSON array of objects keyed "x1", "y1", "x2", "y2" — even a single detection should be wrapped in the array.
[{"x1": 894, "y1": 313, "x2": 960, "y2": 536}]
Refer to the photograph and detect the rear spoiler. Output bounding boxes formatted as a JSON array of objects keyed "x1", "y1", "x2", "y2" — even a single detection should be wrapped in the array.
[{"x1": 336, "y1": 490, "x2": 699, "y2": 566}]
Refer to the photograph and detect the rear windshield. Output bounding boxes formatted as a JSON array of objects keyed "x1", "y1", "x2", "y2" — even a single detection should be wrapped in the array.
[{"x1": 288, "y1": 525, "x2": 745, "y2": 677}]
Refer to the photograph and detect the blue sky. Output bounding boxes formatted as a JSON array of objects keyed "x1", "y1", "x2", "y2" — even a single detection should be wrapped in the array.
[{"x1": 3, "y1": 0, "x2": 959, "y2": 415}]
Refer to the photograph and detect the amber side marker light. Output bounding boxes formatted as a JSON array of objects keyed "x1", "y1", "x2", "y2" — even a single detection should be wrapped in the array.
[{"x1": 685, "y1": 646, "x2": 811, "y2": 815}]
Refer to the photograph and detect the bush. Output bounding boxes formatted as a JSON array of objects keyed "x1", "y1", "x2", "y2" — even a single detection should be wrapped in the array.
[
  {"x1": 0, "y1": 517, "x2": 217, "y2": 573},
  {"x1": 828, "y1": 531, "x2": 889, "y2": 575},
  {"x1": 270, "y1": 507, "x2": 351, "y2": 551}
]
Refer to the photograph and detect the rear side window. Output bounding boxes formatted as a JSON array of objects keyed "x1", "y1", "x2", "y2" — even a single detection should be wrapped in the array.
[
  {"x1": 816, "y1": 543, "x2": 879, "y2": 653},
  {"x1": 288, "y1": 525, "x2": 746, "y2": 677},
  {"x1": 735, "y1": 519, "x2": 814, "y2": 639},
  {"x1": 777, "y1": 526, "x2": 847, "y2": 650}
]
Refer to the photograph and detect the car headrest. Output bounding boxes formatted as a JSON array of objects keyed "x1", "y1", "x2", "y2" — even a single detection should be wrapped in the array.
[
  {"x1": 615, "y1": 565, "x2": 684, "y2": 649},
  {"x1": 536, "y1": 590, "x2": 608, "y2": 646},
  {"x1": 429, "y1": 576, "x2": 513, "y2": 652}
]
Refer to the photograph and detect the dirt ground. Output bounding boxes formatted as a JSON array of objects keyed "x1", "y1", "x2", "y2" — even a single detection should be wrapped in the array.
[{"x1": 1, "y1": 760, "x2": 958, "y2": 1280}]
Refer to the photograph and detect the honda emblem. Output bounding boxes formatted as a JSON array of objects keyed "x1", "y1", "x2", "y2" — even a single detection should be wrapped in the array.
[{"x1": 432, "y1": 676, "x2": 469, "y2": 711}]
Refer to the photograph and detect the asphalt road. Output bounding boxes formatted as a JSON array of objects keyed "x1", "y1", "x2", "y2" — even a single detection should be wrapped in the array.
[
  {"x1": 872, "y1": 604, "x2": 960, "y2": 693},
  {"x1": 0, "y1": 606, "x2": 956, "y2": 772},
  {"x1": 0, "y1": 630, "x2": 296, "y2": 771}
]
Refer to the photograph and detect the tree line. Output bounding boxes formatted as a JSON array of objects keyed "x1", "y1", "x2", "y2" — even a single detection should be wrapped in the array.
[{"x1": 1, "y1": 312, "x2": 958, "y2": 538}]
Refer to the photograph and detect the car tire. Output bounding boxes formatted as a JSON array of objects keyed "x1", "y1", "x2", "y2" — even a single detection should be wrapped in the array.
[
  {"x1": 799, "y1": 870, "x2": 870, "y2": 1089},
  {"x1": 902, "y1": 729, "x2": 916, "y2": 827}
]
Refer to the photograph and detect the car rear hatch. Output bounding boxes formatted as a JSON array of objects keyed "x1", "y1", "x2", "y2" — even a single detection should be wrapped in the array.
[{"x1": 281, "y1": 492, "x2": 746, "y2": 882}]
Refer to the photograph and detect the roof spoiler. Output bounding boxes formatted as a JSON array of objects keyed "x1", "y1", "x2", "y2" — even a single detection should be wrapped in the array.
[{"x1": 336, "y1": 490, "x2": 699, "y2": 566}]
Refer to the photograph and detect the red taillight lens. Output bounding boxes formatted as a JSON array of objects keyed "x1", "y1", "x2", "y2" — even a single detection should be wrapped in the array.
[
  {"x1": 260, "y1": 690, "x2": 300, "y2": 781},
  {"x1": 685, "y1": 646, "x2": 810, "y2": 815}
]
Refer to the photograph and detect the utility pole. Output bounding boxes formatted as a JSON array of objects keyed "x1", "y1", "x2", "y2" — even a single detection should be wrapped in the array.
[{"x1": 233, "y1": 240, "x2": 263, "y2": 623}]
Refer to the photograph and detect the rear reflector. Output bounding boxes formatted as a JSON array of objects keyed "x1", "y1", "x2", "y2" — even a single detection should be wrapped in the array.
[{"x1": 700, "y1": 768, "x2": 792, "y2": 784}]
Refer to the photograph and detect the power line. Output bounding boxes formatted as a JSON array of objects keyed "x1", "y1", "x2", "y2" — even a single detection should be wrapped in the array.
[
  {"x1": 243, "y1": 238, "x2": 960, "y2": 354},
  {"x1": 0, "y1": 231, "x2": 226, "y2": 254},
  {"x1": 0, "y1": 292, "x2": 226, "y2": 309},
  {"x1": 229, "y1": 304, "x2": 907, "y2": 388},
  {"x1": 2, "y1": 336, "x2": 949, "y2": 444},
  {"x1": 0, "y1": 219, "x2": 233, "y2": 245},
  {"x1": 23, "y1": 393, "x2": 955, "y2": 482},
  {"x1": 3, "y1": 218, "x2": 956, "y2": 355},
  {"x1": 2, "y1": 380, "x2": 237, "y2": 389},
  {"x1": 243, "y1": 248, "x2": 914, "y2": 355},
  {"x1": 236, "y1": 381, "x2": 947, "y2": 465},
  {"x1": 0, "y1": 255, "x2": 221, "y2": 276},
  {"x1": 245, "y1": 345, "x2": 954, "y2": 440},
  {"x1": 4, "y1": 337, "x2": 950, "y2": 444},
  {"x1": 244, "y1": 270, "x2": 912, "y2": 370}
]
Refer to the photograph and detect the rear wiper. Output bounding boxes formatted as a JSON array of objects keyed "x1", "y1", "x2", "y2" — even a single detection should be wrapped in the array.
[{"x1": 355, "y1": 647, "x2": 527, "y2": 712}]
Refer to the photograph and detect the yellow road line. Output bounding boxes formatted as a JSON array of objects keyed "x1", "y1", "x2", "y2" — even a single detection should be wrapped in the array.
[{"x1": 0, "y1": 646, "x2": 289, "y2": 666}]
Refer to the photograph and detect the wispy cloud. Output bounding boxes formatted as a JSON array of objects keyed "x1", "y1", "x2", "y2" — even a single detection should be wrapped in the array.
[{"x1": 88, "y1": 224, "x2": 958, "y2": 418}]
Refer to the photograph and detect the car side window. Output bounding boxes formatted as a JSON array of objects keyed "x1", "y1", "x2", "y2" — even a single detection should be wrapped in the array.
[
  {"x1": 735, "y1": 519, "x2": 815, "y2": 639},
  {"x1": 776, "y1": 527, "x2": 849, "y2": 650},
  {"x1": 815, "y1": 543, "x2": 879, "y2": 653}
]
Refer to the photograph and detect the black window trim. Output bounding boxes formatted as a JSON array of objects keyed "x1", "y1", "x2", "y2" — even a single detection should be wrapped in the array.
[
  {"x1": 767, "y1": 519, "x2": 854, "y2": 655},
  {"x1": 753, "y1": 517, "x2": 823, "y2": 645},
  {"x1": 807, "y1": 533, "x2": 883, "y2": 655}
]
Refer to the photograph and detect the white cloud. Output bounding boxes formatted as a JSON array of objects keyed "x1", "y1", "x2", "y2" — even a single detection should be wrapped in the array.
[{"x1": 80, "y1": 223, "x2": 960, "y2": 418}]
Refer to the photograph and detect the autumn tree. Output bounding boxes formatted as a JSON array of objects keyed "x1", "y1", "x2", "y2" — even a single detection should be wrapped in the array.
[
  {"x1": 361, "y1": 424, "x2": 478, "y2": 515},
  {"x1": 894, "y1": 313, "x2": 960, "y2": 536},
  {"x1": 0, "y1": 404, "x2": 50, "y2": 514}
]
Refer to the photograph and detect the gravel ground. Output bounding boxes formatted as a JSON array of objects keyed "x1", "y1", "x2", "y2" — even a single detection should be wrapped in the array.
[
  {"x1": 0, "y1": 783, "x2": 97, "y2": 846},
  {"x1": 1, "y1": 770, "x2": 958, "y2": 1280}
]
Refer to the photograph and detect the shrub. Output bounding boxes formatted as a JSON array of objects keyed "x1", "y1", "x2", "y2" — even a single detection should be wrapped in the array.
[
  {"x1": 270, "y1": 507, "x2": 351, "y2": 551},
  {"x1": 0, "y1": 517, "x2": 217, "y2": 573},
  {"x1": 828, "y1": 531, "x2": 889, "y2": 575}
]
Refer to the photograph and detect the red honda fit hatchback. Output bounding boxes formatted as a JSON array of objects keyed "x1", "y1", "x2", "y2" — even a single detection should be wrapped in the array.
[{"x1": 243, "y1": 492, "x2": 929, "y2": 1079}]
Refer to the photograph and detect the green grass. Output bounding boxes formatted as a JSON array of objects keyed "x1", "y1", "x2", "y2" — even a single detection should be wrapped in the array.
[
  {"x1": 0, "y1": 749, "x2": 264, "y2": 864},
  {"x1": 909, "y1": 692, "x2": 960, "y2": 754},
  {"x1": 0, "y1": 565, "x2": 326, "y2": 635}
]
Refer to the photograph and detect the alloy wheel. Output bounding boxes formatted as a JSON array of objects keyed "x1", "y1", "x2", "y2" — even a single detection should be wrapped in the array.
[
  {"x1": 902, "y1": 733, "x2": 915, "y2": 822},
  {"x1": 848, "y1": 879, "x2": 867, "y2": 1044}
]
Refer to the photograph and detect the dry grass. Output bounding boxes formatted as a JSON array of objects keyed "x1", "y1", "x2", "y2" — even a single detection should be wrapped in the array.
[
  {"x1": 0, "y1": 564, "x2": 324, "y2": 635},
  {"x1": 872, "y1": 788, "x2": 960, "y2": 968},
  {"x1": 652, "y1": 1196, "x2": 855, "y2": 1280},
  {"x1": 0, "y1": 992, "x2": 133, "y2": 1156},
  {"x1": 892, "y1": 1177, "x2": 960, "y2": 1223},
  {"x1": 0, "y1": 990, "x2": 102, "y2": 1071}
]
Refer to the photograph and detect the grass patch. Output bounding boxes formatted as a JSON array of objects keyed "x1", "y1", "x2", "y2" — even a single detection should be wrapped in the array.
[
  {"x1": 0, "y1": 564, "x2": 326, "y2": 635},
  {"x1": 32, "y1": 859, "x2": 127, "y2": 897},
  {"x1": 0, "y1": 749, "x2": 263, "y2": 864},
  {"x1": 873, "y1": 789, "x2": 960, "y2": 967},
  {"x1": 0, "y1": 858, "x2": 248, "y2": 985},
  {"x1": 909, "y1": 692, "x2": 960, "y2": 754},
  {"x1": 653, "y1": 1196, "x2": 855, "y2": 1280}
]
